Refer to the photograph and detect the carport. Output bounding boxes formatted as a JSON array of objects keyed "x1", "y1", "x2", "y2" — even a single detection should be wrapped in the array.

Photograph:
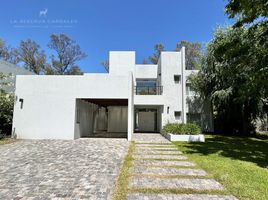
[{"x1": 74, "y1": 98, "x2": 128, "y2": 139}]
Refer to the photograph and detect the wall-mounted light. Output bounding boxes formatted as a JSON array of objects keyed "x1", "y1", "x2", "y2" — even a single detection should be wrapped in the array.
[
  {"x1": 19, "y1": 98, "x2": 24, "y2": 109},
  {"x1": 167, "y1": 106, "x2": 169, "y2": 114}
]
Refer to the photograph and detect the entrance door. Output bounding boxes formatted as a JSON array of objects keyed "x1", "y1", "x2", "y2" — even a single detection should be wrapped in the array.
[{"x1": 138, "y1": 111, "x2": 155, "y2": 132}]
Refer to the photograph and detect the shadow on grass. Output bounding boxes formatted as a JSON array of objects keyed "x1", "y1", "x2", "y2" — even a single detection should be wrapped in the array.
[{"x1": 178, "y1": 135, "x2": 268, "y2": 168}]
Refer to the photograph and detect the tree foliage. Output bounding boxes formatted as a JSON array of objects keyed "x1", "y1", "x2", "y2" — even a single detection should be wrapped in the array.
[
  {"x1": 48, "y1": 34, "x2": 86, "y2": 75},
  {"x1": 148, "y1": 43, "x2": 165, "y2": 64},
  {"x1": 101, "y1": 60, "x2": 109, "y2": 72},
  {"x1": 0, "y1": 39, "x2": 19, "y2": 64},
  {"x1": 225, "y1": 0, "x2": 268, "y2": 26},
  {"x1": 16, "y1": 39, "x2": 47, "y2": 74},
  {"x1": 176, "y1": 40, "x2": 203, "y2": 70},
  {"x1": 191, "y1": 25, "x2": 268, "y2": 135},
  {"x1": 0, "y1": 34, "x2": 86, "y2": 75},
  {"x1": 145, "y1": 41, "x2": 202, "y2": 69},
  {"x1": 190, "y1": 0, "x2": 268, "y2": 135},
  {"x1": 0, "y1": 73, "x2": 14, "y2": 136}
]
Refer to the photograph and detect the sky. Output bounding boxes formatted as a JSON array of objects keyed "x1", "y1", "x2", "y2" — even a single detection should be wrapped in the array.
[{"x1": 0, "y1": 0, "x2": 232, "y2": 73}]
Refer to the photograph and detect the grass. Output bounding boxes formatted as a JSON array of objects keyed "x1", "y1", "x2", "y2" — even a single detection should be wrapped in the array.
[
  {"x1": 0, "y1": 137, "x2": 16, "y2": 145},
  {"x1": 112, "y1": 141, "x2": 135, "y2": 200},
  {"x1": 173, "y1": 134, "x2": 268, "y2": 200}
]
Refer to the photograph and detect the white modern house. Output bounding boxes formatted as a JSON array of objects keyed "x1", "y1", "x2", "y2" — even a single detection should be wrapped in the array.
[{"x1": 12, "y1": 47, "x2": 213, "y2": 140}]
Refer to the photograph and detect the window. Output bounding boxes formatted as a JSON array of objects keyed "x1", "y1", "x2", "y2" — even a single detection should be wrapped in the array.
[
  {"x1": 186, "y1": 83, "x2": 195, "y2": 96},
  {"x1": 174, "y1": 111, "x2": 181, "y2": 120},
  {"x1": 136, "y1": 79, "x2": 157, "y2": 95},
  {"x1": 174, "y1": 75, "x2": 181, "y2": 83},
  {"x1": 19, "y1": 98, "x2": 23, "y2": 109}
]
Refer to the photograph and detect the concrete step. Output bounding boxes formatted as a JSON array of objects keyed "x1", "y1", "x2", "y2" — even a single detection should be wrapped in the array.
[
  {"x1": 134, "y1": 159, "x2": 196, "y2": 167},
  {"x1": 135, "y1": 149, "x2": 182, "y2": 154},
  {"x1": 128, "y1": 193, "x2": 238, "y2": 200},
  {"x1": 132, "y1": 166, "x2": 207, "y2": 176},
  {"x1": 135, "y1": 151, "x2": 183, "y2": 155},
  {"x1": 135, "y1": 143, "x2": 172, "y2": 146},
  {"x1": 136, "y1": 148, "x2": 178, "y2": 151},
  {"x1": 131, "y1": 177, "x2": 224, "y2": 190},
  {"x1": 136, "y1": 145, "x2": 176, "y2": 148},
  {"x1": 134, "y1": 155, "x2": 188, "y2": 160}
]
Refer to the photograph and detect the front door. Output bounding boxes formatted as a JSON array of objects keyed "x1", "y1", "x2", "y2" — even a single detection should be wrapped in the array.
[{"x1": 137, "y1": 110, "x2": 156, "y2": 132}]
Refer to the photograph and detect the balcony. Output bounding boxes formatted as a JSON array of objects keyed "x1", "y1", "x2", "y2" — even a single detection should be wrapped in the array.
[{"x1": 134, "y1": 86, "x2": 163, "y2": 95}]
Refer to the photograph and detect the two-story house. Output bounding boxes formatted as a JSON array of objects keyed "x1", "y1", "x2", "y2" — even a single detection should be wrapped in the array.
[{"x1": 12, "y1": 47, "x2": 213, "y2": 140}]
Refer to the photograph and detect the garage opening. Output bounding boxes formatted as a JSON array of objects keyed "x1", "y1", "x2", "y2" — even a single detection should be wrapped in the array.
[{"x1": 75, "y1": 98, "x2": 128, "y2": 139}]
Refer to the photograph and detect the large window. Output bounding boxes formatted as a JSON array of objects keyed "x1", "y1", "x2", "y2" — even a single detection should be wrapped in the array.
[{"x1": 136, "y1": 79, "x2": 158, "y2": 95}]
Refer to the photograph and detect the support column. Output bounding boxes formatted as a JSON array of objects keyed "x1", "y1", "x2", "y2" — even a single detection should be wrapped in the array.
[
  {"x1": 181, "y1": 46, "x2": 187, "y2": 123},
  {"x1": 128, "y1": 72, "x2": 134, "y2": 140}
]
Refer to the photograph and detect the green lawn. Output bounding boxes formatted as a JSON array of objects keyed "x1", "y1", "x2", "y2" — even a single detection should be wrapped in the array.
[{"x1": 173, "y1": 135, "x2": 268, "y2": 200}]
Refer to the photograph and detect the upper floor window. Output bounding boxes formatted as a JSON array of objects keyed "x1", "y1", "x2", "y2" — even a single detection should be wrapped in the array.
[
  {"x1": 186, "y1": 83, "x2": 195, "y2": 96},
  {"x1": 135, "y1": 79, "x2": 162, "y2": 95}
]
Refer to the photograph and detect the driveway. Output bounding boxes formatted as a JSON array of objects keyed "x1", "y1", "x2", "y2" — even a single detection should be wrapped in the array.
[{"x1": 0, "y1": 138, "x2": 129, "y2": 200}]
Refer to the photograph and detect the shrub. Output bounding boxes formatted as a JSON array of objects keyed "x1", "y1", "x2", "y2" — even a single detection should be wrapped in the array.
[
  {"x1": 162, "y1": 123, "x2": 201, "y2": 135},
  {"x1": 0, "y1": 93, "x2": 14, "y2": 137}
]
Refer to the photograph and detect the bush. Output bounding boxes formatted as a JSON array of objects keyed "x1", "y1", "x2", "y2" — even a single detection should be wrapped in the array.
[
  {"x1": 161, "y1": 123, "x2": 201, "y2": 135},
  {"x1": 0, "y1": 93, "x2": 14, "y2": 136}
]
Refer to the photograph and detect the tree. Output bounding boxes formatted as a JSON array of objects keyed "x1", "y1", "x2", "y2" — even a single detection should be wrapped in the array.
[
  {"x1": 225, "y1": 0, "x2": 268, "y2": 26},
  {"x1": 101, "y1": 60, "x2": 109, "y2": 72},
  {"x1": 0, "y1": 39, "x2": 19, "y2": 64},
  {"x1": 48, "y1": 34, "x2": 86, "y2": 75},
  {"x1": 16, "y1": 39, "x2": 47, "y2": 74},
  {"x1": 175, "y1": 40, "x2": 203, "y2": 70},
  {"x1": 0, "y1": 73, "x2": 14, "y2": 137},
  {"x1": 0, "y1": 39, "x2": 9, "y2": 61},
  {"x1": 148, "y1": 43, "x2": 165, "y2": 64},
  {"x1": 190, "y1": 26, "x2": 268, "y2": 135},
  {"x1": 142, "y1": 58, "x2": 149, "y2": 64},
  {"x1": 189, "y1": 0, "x2": 268, "y2": 135}
]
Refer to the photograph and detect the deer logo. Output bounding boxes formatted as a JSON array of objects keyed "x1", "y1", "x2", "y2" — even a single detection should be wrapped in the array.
[{"x1": 39, "y1": 8, "x2": 48, "y2": 17}]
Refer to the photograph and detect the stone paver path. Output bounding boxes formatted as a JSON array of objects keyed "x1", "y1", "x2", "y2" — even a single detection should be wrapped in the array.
[
  {"x1": 0, "y1": 138, "x2": 128, "y2": 200},
  {"x1": 129, "y1": 133, "x2": 238, "y2": 200}
]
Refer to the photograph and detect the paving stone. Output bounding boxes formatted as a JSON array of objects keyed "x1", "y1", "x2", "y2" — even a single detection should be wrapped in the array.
[
  {"x1": 133, "y1": 166, "x2": 207, "y2": 176},
  {"x1": 135, "y1": 150, "x2": 183, "y2": 155},
  {"x1": 131, "y1": 177, "x2": 224, "y2": 190},
  {"x1": 0, "y1": 138, "x2": 129, "y2": 200},
  {"x1": 134, "y1": 159, "x2": 196, "y2": 167},
  {"x1": 136, "y1": 145, "x2": 177, "y2": 148},
  {"x1": 128, "y1": 193, "x2": 238, "y2": 200},
  {"x1": 136, "y1": 143, "x2": 173, "y2": 147},
  {"x1": 134, "y1": 155, "x2": 188, "y2": 160},
  {"x1": 132, "y1": 133, "x2": 170, "y2": 143},
  {"x1": 137, "y1": 148, "x2": 178, "y2": 151}
]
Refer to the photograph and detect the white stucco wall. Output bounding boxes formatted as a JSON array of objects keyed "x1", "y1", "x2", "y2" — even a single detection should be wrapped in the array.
[
  {"x1": 134, "y1": 95, "x2": 163, "y2": 106},
  {"x1": 109, "y1": 51, "x2": 135, "y2": 76},
  {"x1": 160, "y1": 51, "x2": 183, "y2": 125},
  {"x1": 135, "y1": 64, "x2": 157, "y2": 79},
  {"x1": 12, "y1": 74, "x2": 130, "y2": 140}
]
